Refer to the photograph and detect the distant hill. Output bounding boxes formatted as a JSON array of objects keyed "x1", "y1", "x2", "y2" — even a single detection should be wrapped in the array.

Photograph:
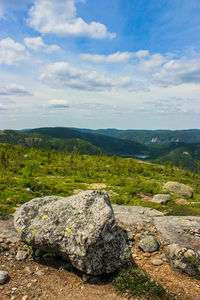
[
  {"x1": 0, "y1": 130, "x2": 105, "y2": 155},
  {"x1": 73, "y1": 128, "x2": 200, "y2": 144},
  {"x1": 29, "y1": 127, "x2": 150, "y2": 156}
]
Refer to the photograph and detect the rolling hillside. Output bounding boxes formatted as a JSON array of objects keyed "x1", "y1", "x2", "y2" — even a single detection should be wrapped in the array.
[
  {"x1": 75, "y1": 128, "x2": 200, "y2": 144},
  {"x1": 0, "y1": 130, "x2": 105, "y2": 155},
  {"x1": 29, "y1": 127, "x2": 150, "y2": 156}
]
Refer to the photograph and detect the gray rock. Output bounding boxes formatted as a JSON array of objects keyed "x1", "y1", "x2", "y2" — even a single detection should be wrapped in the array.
[
  {"x1": 153, "y1": 216, "x2": 200, "y2": 251},
  {"x1": 112, "y1": 204, "x2": 164, "y2": 228},
  {"x1": 138, "y1": 235, "x2": 160, "y2": 253},
  {"x1": 163, "y1": 181, "x2": 193, "y2": 198},
  {"x1": 152, "y1": 194, "x2": 170, "y2": 204},
  {"x1": 14, "y1": 190, "x2": 130, "y2": 275},
  {"x1": 16, "y1": 250, "x2": 28, "y2": 261},
  {"x1": 0, "y1": 270, "x2": 9, "y2": 284},
  {"x1": 151, "y1": 259, "x2": 163, "y2": 266},
  {"x1": 168, "y1": 244, "x2": 200, "y2": 277}
]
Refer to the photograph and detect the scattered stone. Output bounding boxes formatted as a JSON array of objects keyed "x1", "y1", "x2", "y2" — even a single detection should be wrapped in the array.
[
  {"x1": 16, "y1": 250, "x2": 28, "y2": 261},
  {"x1": 22, "y1": 296, "x2": 28, "y2": 300},
  {"x1": 0, "y1": 242, "x2": 9, "y2": 251},
  {"x1": 12, "y1": 287, "x2": 17, "y2": 291},
  {"x1": 163, "y1": 181, "x2": 193, "y2": 198},
  {"x1": 25, "y1": 266, "x2": 34, "y2": 275},
  {"x1": 138, "y1": 235, "x2": 160, "y2": 253},
  {"x1": 151, "y1": 259, "x2": 163, "y2": 266},
  {"x1": 35, "y1": 270, "x2": 45, "y2": 276},
  {"x1": 14, "y1": 191, "x2": 130, "y2": 275},
  {"x1": 152, "y1": 194, "x2": 171, "y2": 204},
  {"x1": 159, "y1": 253, "x2": 166, "y2": 259},
  {"x1": 131, "y1": 254, "x2": 139, "y2": 258},
  {"x1": 168, "y1": 244, "x2": 200, "y2": 276},
  {"x1": 26, "y1": 187, "x2": 33, "y2": 194},
  {"x1": 143, "y1": 253, "x2": 151, "y2": 257},
  {"x1": 0, "y1": 270, "x2": 9, "y2": 284},
  {"x1": 175, "y1": 198, "x2": 189, "y2": 205}
]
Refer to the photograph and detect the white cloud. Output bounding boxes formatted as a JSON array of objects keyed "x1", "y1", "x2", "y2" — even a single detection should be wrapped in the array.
[
  {"x1": 80, "y1": 51, "x2": 134, "y2": 64},
  {"x1": 0, "y1": 38, "x2": 30, "y2": 66},
  {"x1": 24, "y1": 36, "x2": 45, "y2": 51},
  {"x1": 134, "y1": 50, "x2": 149, "y2": 58},
  {"x1": 80, "y1": 50, "x2": 150, "y2": 64},
  {"x1": 24, "y1": 36, "x2": 60, "y2": 53},
  {"x1": 27, "y1": 0, "x2": 116, "y2": 39},
  {"x1": 46, "y1": 99, "x2": 69, "y2": 109},
  {"x1": 153, "y1": 57, "x2": 200, "y2": 86},
  {"x1": 0, "y1": 103, "x2": 7, "y2": 110},
  {"x1": 138, "y1": 53, "x2": 166, "y2": 72},
  {"x1": 0, "y1": 84, "x2": 33, "y2": 96},
  {"x1": 39, "y1": 61, "x2": 148, "y2": 92}
]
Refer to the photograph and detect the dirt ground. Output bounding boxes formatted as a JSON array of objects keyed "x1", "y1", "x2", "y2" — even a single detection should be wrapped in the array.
[{"x1": 1, "y1": 215, "x2": 200, "y2": 300}]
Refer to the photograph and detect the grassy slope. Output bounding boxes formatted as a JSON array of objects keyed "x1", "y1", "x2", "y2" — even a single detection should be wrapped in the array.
[{"x1": 0, "y1": 143, "x2": 200, "y2": 216}]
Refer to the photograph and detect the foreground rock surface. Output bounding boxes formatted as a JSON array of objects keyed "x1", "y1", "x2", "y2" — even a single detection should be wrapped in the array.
[
  {"x1": 14, "y1": 190, "x2": 130, "y2": 275},
  {"x1": 163, "y1": 181, "x2": 193, "y2": 198}
]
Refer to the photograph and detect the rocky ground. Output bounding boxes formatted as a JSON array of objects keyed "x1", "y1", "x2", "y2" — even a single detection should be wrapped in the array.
[{"x1": 1, "y1": 201, "x2": 200, "y2": 300}]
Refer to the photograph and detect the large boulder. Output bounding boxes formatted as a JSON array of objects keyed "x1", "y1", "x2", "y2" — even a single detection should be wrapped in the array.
[
  {"x1": 163, "y1": 181, "x2": 193, "y2": 198},
  {"x1": 14, "y1": 190, "x2": 130, "y2": 275}
]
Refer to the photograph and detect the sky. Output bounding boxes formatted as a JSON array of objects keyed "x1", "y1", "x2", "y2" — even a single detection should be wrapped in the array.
[{"x1": 0, "y1": 0, "x2": 200, "y2": 130}]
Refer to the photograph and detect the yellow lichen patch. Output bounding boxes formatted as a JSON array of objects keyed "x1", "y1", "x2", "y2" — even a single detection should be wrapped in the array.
[
  {"x1": 42, "y1": 215, "x2": 48, "y2": 220},
  {"x1": 31, "y1": 229, "x2": 37, "y2": 234},
  {"x1": 26, "y1": 238, "x2": 30, "y2": 244},
  {"x1": 65, "y1": 228, "x2": 71, "y2": 235},
  {"x1": 18, "y1": 228, "x2": 22, "y2": 234}
]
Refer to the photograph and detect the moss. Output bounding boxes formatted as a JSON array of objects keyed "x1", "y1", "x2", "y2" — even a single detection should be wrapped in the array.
[{"x1": 112, "y1": 265, "x2": 173, "y2": 299}]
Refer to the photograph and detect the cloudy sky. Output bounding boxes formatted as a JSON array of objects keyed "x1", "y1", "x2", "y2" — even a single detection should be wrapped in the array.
[{"x1": 0, "y1": 0, "x2": 200, "y2": 130}]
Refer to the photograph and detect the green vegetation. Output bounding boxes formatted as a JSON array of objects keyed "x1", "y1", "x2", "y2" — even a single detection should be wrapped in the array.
[
  {"x1": 0, "y1": 143, "x2": 200, "y2": 216},
  {"x1": 80, "y1": 128, "x2": 200, "y2": 144},
  {"x1": 1, "y1": 128, "x2": 200, "y2": 172},
  {"x1": 112, "y1": 265, "x2": 173, "y2": 299},
  {"x1": 0, "y1": 129, "x2": 105, "y2": 155}
]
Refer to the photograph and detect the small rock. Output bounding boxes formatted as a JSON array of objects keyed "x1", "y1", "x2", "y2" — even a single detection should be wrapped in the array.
[
  {"x1": 163, "y1": 181, "x2": 193, "y2": 198},
  {"x1": 16, "y1": 250, "x2": 28, "y2": 261},
  {"x1": 31, "y1": 279, "x2": 38, "y2": 283},
  {"x1": 25, "y1": 266, "x2": 34, "y2": 275},
  {"x1": 35, "y1": 270, "x2": 45, "y2": 276},
  {"x1": 0, "y1": 270, "x2": 9, "y2": 284},
  {"x1": 143, "y1": 253, "x2": 151, "y2": 257},
  {"x1": 151, "y1": 259, "x2": 163, "y2": 266},
  {"x1": 12, "y1": 287, "x2": 17, "y2": 291},
  {"x1": 138, "y1": 235, "x2": 160, "y2": 253},
  {"x1": 175, "y1": 198, "x2": 189, "y2": 205},
  {"x1": 131, "y1": 254, "x2": 139, "y2": 258},
  {"x1": 159, "y1": 253, "x2": 166, "y2": 259},
  {"x1": 22, "y1": 296, "x2": 29, "y2": 300},
  {"x1": 152, "y1": 194, "x2": 170, "y2": 204},
  {"x1": 0, "y1": 243, "x2": 9, "y2": 251}
]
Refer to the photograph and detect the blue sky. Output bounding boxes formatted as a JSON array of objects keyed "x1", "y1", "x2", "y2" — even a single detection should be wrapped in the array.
[{"x1": 0, "y1": 0, "x2": 200, "y2": 130}]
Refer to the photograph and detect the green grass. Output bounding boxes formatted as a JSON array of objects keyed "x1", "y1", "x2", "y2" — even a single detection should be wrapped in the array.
[
  {"x1": 0, "y1": 143, "x2": 200, "y2": 216},
  {"x1": 112, "y1": 264, "x2": 174, "y2": 299}
]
